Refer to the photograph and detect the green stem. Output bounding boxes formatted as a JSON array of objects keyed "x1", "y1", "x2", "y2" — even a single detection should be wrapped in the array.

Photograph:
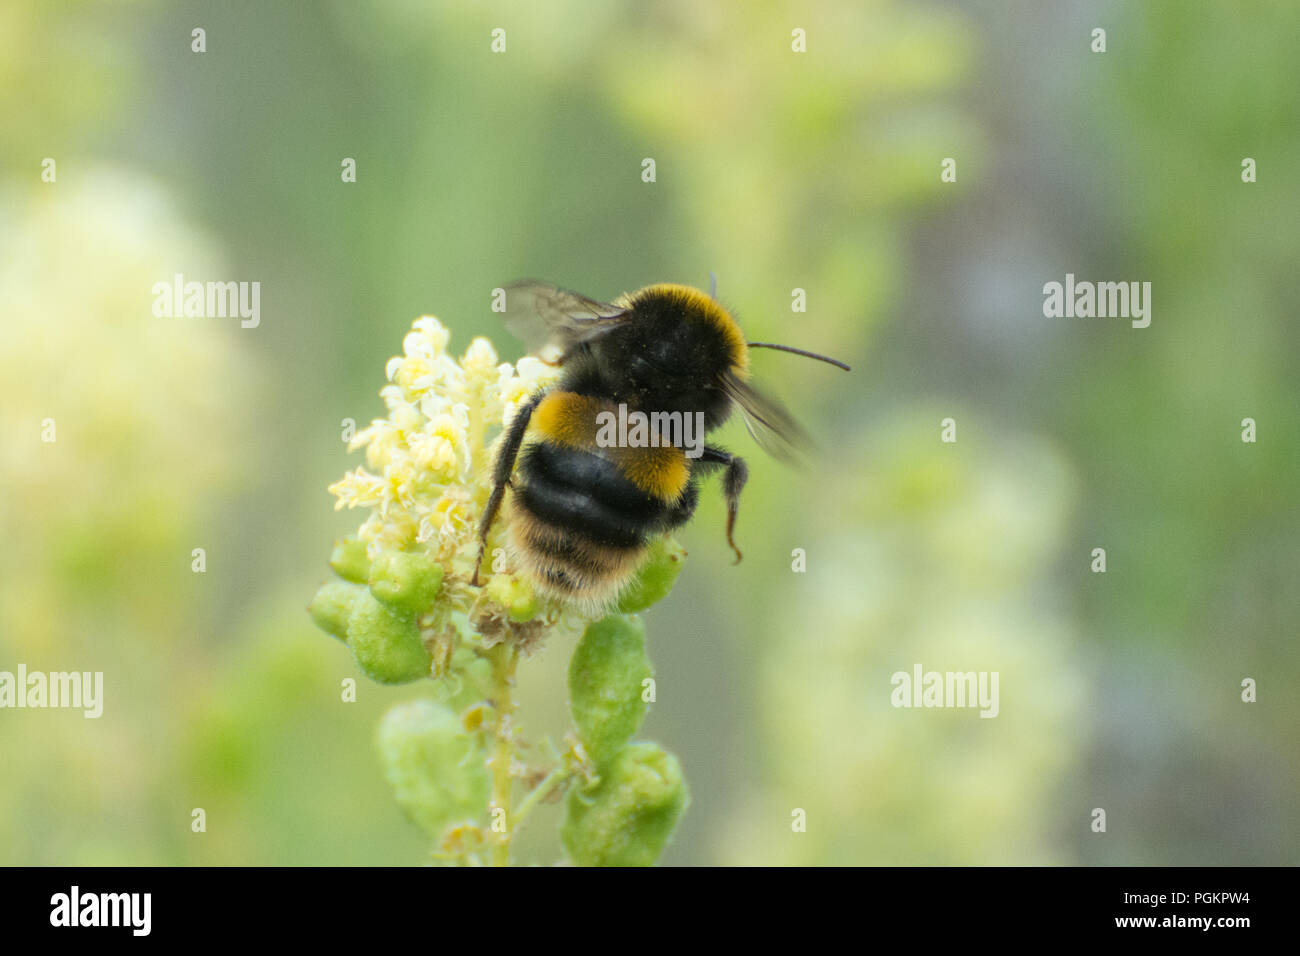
[
  {"x1": 513, "y1": 766, "x2": 569, "y2": 828},
  {"x1": 488, "y1": 643, "x2": 518, "y2": 867}
]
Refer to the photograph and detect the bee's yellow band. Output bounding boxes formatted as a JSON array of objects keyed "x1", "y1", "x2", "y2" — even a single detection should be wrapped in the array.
[{"x1": 530, "y1": 391, "x2": 690, "y2": 502}]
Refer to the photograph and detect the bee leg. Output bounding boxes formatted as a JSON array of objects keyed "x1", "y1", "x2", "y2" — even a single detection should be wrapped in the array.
[
  {"x1": 471, "y1": 390, "x2": 546, "y2": 586},
  {"x1": 701, "y1": 446, "x2": 749, "y2": 564}
]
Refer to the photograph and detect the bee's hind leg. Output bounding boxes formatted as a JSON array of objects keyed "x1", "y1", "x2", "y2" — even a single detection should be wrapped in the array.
[
  {"x1": 471, "y1": 390, "x2": 546, "y2": 586},
  {"x1": 700, "y1": 445, "x2": 749, "y2": 564}
]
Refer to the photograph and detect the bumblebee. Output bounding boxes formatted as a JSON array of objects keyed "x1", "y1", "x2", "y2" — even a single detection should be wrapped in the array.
[{"x1": 472, "y1": 279, "x2": 849, "y2": 610}]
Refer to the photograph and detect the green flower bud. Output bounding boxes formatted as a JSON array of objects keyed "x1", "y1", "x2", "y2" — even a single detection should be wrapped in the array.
[
  {"x1": 561, "y1": 742, "x2": 689, "y2": 867},
  {"x1": 568, "y1": 614, "x2": 652, "y2": 765},
  {"x1": 308, "y1": 579, "x2": 366, "y2": 641},
  {"x1": 347, "y1": 591, "x2": 432, "y2": 684},
  {"x1": 617, "y1": 537, "x2": 686, "y2": 613},
  {"x1": 368, "y1": 549, "x2": 444, "y2": 614},
  {"x1": 377, "y1": 699, "x2": 490, "y2": 838},
  {"x1": 329, "y1": 536, "x2": 371, "y2": 583},
  {"x1": 484, "y1": 572, "x2": 539, "y2": 622}
]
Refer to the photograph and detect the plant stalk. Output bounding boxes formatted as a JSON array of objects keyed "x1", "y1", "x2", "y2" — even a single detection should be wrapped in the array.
[{"x1": 489, "y1": 642, "x2": 518, "y2": 866}]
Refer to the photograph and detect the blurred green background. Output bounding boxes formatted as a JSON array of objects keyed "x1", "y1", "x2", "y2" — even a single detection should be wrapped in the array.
[{"x1": 2, "y1": 0, "x2": 1296, "y2": 865}]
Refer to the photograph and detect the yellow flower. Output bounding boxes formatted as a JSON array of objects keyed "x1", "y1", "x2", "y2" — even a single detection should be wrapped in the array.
[{"x1": 329, "y1": 315, "x2": 566, "y2": 630}]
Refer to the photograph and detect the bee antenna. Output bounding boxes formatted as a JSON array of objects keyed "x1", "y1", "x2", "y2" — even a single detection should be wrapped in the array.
[{"x1": 746, "y1": 342, "x2": 851, "y2": 371}]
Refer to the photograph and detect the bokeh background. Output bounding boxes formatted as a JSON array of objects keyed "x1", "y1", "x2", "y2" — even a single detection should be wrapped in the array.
[{"x1": 2, "y1": 0, "x2": 1296, "y2": 865}]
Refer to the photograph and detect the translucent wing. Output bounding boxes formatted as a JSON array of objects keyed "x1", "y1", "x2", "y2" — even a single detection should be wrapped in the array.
[
  {"x1": 500, "y1": 280, "x2": 632, "y2": 358},
  {"x1": 719, "y1": 371, "x2": 811, "y2": 462}
]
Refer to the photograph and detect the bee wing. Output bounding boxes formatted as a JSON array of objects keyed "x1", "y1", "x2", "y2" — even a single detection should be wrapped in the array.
[
  {"x1": 501, "y1": 281, "x2": 633, "y2": 357},
  {"x1": 720, "y1": 372, "x2": 811, "y2": 462}
]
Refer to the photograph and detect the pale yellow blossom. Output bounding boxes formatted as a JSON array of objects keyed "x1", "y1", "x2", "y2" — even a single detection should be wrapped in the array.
[{"x1": 329, "y1": 315, "x2": 564, "y2": 628}]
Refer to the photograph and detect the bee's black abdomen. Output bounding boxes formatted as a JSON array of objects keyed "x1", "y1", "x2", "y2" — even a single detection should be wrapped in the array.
[
  {"x1": 517, "y1": 442, "x2": 668, "y2": 548},
  {"x1": 664, "y1": 480, "x2": 700, "y2": 530},
  {"x1": 517, "y1": 476, "x2": 644, "y2": 549},
  {"x1": 511, "y1": 440, "x2": 682, "y2": 604}
]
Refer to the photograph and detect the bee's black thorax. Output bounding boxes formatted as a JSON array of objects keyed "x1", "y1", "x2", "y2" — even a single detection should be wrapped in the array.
[{"x1": 562, "y1": 287, "x2": 743, "y2": 429}]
